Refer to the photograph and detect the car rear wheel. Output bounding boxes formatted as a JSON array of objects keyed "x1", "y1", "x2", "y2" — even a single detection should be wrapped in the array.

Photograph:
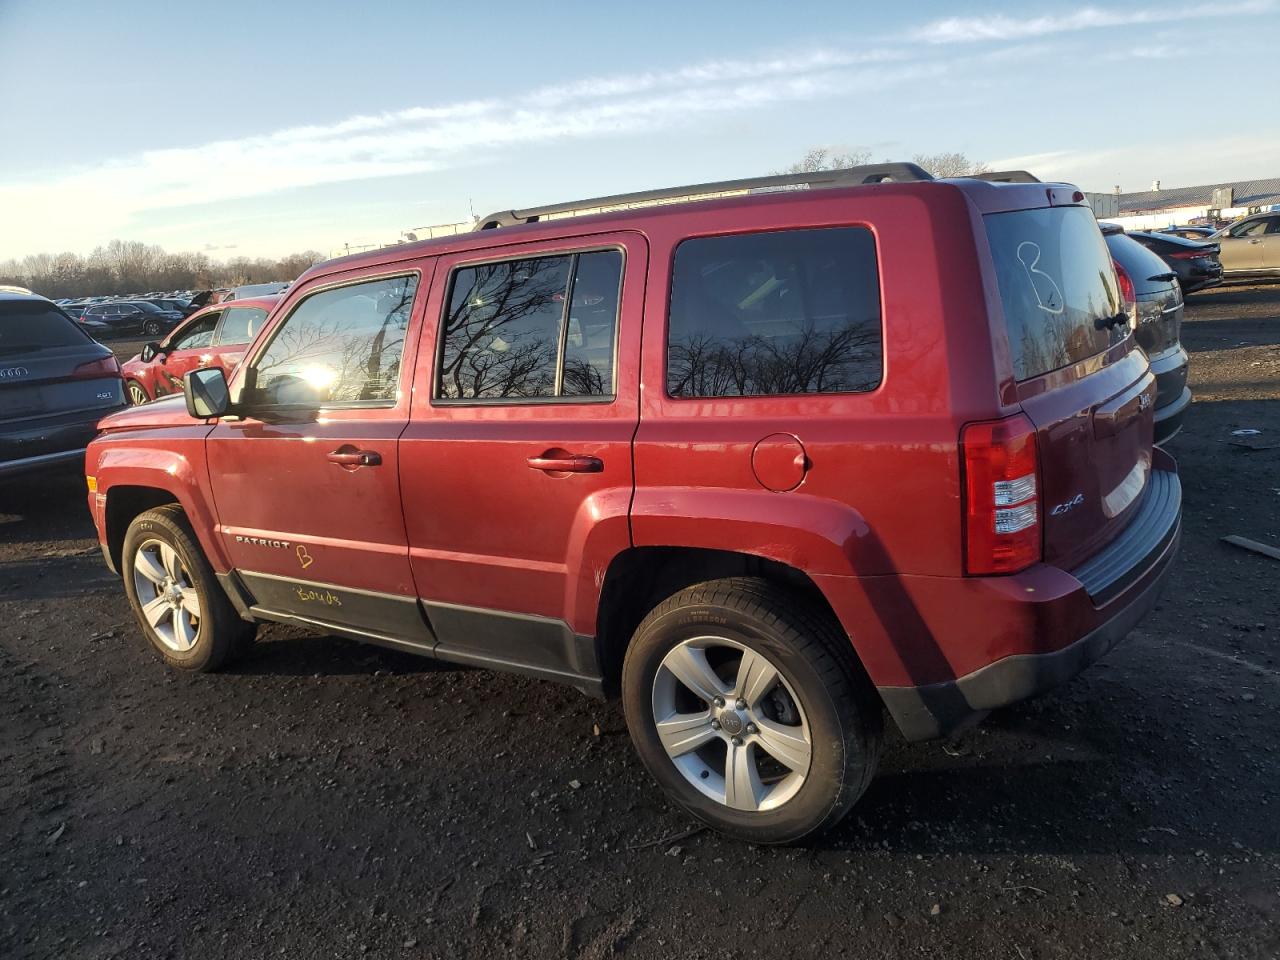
[
  {"x1": 622, "y1": 577, "x2": 882, "y2": 844},
  {"x1": 121, "y1": 504, "x2": 255, "y2": 671},
  {"x1": 126, "y1": 380, "x2": 149, "y2": 405},
  {"x1": 143, "y1": 319, "x2": 162, "y2": 337}
]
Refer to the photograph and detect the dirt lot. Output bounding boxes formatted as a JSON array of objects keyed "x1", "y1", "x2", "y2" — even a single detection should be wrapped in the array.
[{"x1": 2, "y1": 289, "x2": 1278, "y2": 960}]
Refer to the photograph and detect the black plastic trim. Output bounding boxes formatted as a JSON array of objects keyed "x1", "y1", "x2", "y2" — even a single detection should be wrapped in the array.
[
  {"x1": 1071, "y1": 469, "x2": 1181, "y2": 603},
  {"x1": 425, "y1": 600, "x2": 604, "y2": 697},
  {"x1": 237, "y1": 570, "x2": 435, "y2": 644}
]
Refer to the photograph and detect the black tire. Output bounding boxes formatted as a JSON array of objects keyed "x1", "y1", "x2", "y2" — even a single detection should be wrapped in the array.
[
  {"x1": 621, "y1": 577, "x2": 882, "y2": 844},
  {"x1": 143, "y1": 319, "x2": 161, "y2": 337},
  {"x1": 121, "y1": 504, "x2": 255, "y2": 671}
]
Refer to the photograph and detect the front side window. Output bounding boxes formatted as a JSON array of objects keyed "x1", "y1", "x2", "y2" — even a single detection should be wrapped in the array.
[
  {"x1": 251, "y1": 274, "x2": 417, "y2": 407},
  {"x1": 216, "y1": 306, "x2": 267, "y2": 345},
  {"x1": 437, "y1": 250, "x2": 622, "y2": 401},
  {"x1": 666, "y1": 227, "x2": 883, "y2": 398},
  {"x1": 1232, "y1": 219, "x2": 1268, "y2": 238},
  {"x1": 170, "y1": 313, "x2": 220, "y2": 350}
]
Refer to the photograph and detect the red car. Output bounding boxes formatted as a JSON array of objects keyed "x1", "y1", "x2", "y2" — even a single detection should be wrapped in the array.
[
  {"x1": 120, "y1": 296, "x2": 278, "y2": 404},
  {"x1": 84, "y1": 164, "x2": 1180, "y2": 843}
]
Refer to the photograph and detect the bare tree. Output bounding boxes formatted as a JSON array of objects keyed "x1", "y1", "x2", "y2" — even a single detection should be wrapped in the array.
[
  {"x1": 776, "y1": 146, "x2": 873, "y2": 175},
  {"x1": 0, "y1": 243, "x2": 326, "y2": 299},
  {"x1": 912, "y1": 152, "x2": 990, "y2": 179}
]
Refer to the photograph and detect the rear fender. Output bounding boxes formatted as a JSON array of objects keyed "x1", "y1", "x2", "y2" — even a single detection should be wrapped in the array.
[{"x1": 630, "y1": 487, "x2": 876, "y2": 577}]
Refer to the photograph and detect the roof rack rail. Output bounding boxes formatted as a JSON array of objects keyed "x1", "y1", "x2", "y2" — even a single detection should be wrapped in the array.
[
  {"x1": 970, "y1": 170, "x2": 1041, "y2": 183},
  {"x1": 473, "y1": 162, "x2": 934, "y2": 230}
]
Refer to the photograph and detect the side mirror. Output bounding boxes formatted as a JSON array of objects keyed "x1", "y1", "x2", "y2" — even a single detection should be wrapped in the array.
[
  {"x1": 140, "y1": 341, "x2": 163, "y2": 363},
  {"x1": 184, "y1": 367, "x2": 231, "y2": 419}
]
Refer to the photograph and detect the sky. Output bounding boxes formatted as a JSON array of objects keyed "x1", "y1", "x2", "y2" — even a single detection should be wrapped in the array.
[{"x1": 1, "y1": 0, "x2": 1278, "y2": 261}]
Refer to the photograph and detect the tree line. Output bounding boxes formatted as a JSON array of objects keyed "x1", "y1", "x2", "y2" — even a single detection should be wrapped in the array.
[
  {"x1": 0, "y1": 240, "x2": 326, "y2": 300},
  {"x1": 778, "y1": 148, "x2": 990, "y2": 179}
]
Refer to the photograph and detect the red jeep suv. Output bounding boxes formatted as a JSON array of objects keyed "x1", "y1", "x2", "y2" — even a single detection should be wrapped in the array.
[{"x1": 85, "y1": 164, "x2": 1181, "y2": 843}]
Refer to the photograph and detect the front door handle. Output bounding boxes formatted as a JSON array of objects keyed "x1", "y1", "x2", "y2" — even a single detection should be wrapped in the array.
[
  {"x1": 1249, "y1": 238, "x2": 1263, "y2": 244},
  {"x1": 527, "y1": 454, "x2": 603, "y2": 473},
  {"x1": 327, "y1": 449, "x2": 382, "y2": 467}
]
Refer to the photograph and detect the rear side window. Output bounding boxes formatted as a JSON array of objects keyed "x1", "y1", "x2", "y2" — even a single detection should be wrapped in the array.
[
  {"x1": 437, "y1": 250, "x2": 622, "y2": 401},
  {"x1": 666, "y1": 227, "x2": 883, "y2": 398},
  {"x1": 985, "y1": 206, "x2": 1125, "y2": 381},
  {"x1": 216, "y1": 306, "x2": 267, "y2": 344},
  {"x1": 0, "y1": 301, "x2": 90, "y2": 353},
  {"x1": 251, "y1": 274, "x2": 417, "y2": 406}
]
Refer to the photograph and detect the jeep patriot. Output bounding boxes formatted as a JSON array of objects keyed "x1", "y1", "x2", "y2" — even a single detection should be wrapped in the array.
[{"x1": 85, "y1": 163, "x2": 1181, "y2": 842}]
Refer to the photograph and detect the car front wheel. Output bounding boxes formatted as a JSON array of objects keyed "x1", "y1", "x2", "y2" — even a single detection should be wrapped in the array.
[
  {"x1": 622, "y1": 577, "x2": 882, "y2": 844},
  {"x1": 121, "y1": 505, "x2": 255, "y2": 671},
  {"x1": 126, "y1": 380, "x2": 149, "y2": 405}
]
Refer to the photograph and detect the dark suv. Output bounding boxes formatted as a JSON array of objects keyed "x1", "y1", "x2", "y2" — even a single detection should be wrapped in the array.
[
  {"x1": 1, "y1": 292, "x2": 125, "y2": 476},
  {"x1": 85, "y1": 164, "x2": 1181, "y2": 843},
  {"x1": 82, "y1": 300, "x2": 184, "y2": 338}
]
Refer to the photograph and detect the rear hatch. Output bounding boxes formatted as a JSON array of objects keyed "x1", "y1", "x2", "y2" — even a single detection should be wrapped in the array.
[
  {"x1": 1, "y1": 300, "x2": 123, "y2": 458},
  {"x1": 985, "y1": 205, "x2": 1155, "y2": 570}
]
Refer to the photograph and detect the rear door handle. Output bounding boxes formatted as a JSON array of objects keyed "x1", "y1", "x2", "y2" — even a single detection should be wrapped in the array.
[
  {"x1": 527, "y1": 454, "x2": 603, "y2": 473},
  {"x1": 327, "y1": 449, "x2": 382, "y2": 467}
]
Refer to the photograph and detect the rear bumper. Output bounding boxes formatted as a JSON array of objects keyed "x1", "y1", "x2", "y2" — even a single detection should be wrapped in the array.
[
  {"x1": 0, "y1": 406, "x2": 119, "y2": 477},
  {"x1": 872, "y1": 460, "x2": 1182, "y2": 741},
  {"x1": 1149, "y1": 345, "x2": 1190, "y2": 445},
  {"x1": 0, "y1": 446, "x2": 88, "y2": 478}
]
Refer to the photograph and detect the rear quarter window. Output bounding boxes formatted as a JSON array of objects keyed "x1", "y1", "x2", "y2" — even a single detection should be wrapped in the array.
[
  {"x1": 985, "y1": 206, "x2": 1126, "y2": 381},
  {"x1": 666, "y1": 227, "x2": 883, "y2": 398}
]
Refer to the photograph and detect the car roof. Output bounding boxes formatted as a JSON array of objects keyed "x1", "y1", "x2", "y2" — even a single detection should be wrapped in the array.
[
  {"x1": 302, "y1": 176, "x2": 1080, "y2": 285},
  {"x1": 0, "y1": 290, "x2": 55, "y2": 305}
]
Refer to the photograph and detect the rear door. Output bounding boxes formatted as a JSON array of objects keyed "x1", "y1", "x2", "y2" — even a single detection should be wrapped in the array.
[
  {"x1": 985, "y1": 205, "x2": 1155, "y2": 569},
  {"x1": 399, "y1": 232, "x2": 643, "y2": 674},
  {"x1": 209, "y1": 304, "x2": 269, "y2": 375}
]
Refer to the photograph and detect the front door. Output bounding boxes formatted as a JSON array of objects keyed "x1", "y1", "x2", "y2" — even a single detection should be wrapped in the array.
[
  {"x1": 399, "y1": 233, "x2": 645, "y2": 681},
  {"x1": 1219, "y1": 216, "x2": 1273, "y2": 273},
  {"x1": 204, "y1": 267, "x2": 432, "y2": 642},
  {"x1": 154, "y1": 310, "x2": 222, "y2": 398}
]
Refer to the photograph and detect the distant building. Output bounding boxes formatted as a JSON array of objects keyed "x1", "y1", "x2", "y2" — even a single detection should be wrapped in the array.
[{"x1": 1102, "y1": 177, "x2": 1280, "y2": 230}]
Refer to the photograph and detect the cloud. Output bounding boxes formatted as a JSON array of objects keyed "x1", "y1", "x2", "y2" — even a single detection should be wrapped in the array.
[
  {"x1": 913, "y1": 0, "x2": 1273, "y2": 43},
  {"x1": 0, "y1": 50, "x2": 942, "y2": 253}
]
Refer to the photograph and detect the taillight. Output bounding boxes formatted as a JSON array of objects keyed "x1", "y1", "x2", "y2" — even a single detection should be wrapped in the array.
[
  {"x1": 1113, "y1": 259, "x2": 1136, "y2": 322},
  {"x1": 72, "y1": 356, "x2": 121, "y2": 379},
  {"x1": 1166, "y1": 249, "x2": 1209, "y2": 260},
  {"x1": 962, "y1": 414, "x2": 1041, "y2": 576}
]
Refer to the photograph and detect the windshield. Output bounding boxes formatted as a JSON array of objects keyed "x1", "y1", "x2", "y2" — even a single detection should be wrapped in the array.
[
  {"x1": 985, "y1": 206, "x2": 1126, "y2": 381},
  {"x1": 0, "y1": 301, "x2": 90, "y2": 354}
]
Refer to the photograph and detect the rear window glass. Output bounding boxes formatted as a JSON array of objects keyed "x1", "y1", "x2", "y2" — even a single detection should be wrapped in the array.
[
  {"x1": 986, "y1": 206, "x2": 1126, "y2": 380},
  {"x1": 0, "y1": 302, "x2": 90, "y2": 354},
  {"x1": 667, "y1": 227, "x2": 882, "y2": 398}
]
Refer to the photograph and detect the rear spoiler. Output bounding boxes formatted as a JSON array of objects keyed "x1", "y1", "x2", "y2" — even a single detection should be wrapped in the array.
[{"x1": 971, "y1": 170, "x2": 1041, "y2": 183}]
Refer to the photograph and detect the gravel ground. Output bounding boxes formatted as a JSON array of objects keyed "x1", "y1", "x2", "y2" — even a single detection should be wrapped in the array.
[{"x1": 2, "y1": 288, "x2": 1278, "y2": 959}]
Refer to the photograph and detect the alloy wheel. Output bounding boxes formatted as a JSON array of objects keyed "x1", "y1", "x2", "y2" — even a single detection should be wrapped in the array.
[
  {"x1": 131, "y1": 539, "x2": 201, "y2": 652},
  {"x1": 651, "y1": 636, "x2": 812, "y2": 812},
  {"x1": 127, "y1": 382, "x2": 149, "y2": 405}
]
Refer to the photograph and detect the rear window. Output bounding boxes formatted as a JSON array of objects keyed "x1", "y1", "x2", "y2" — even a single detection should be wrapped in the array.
[
  {"x1": 0, "y1": 301, "x2": 90, "y2": 354},
  {"x1": 985, "y1": 206, "x2": 1126, "y2": 381},
  {"x1": 216, "y1": 306, "x2": 267, "y2": 344}
]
